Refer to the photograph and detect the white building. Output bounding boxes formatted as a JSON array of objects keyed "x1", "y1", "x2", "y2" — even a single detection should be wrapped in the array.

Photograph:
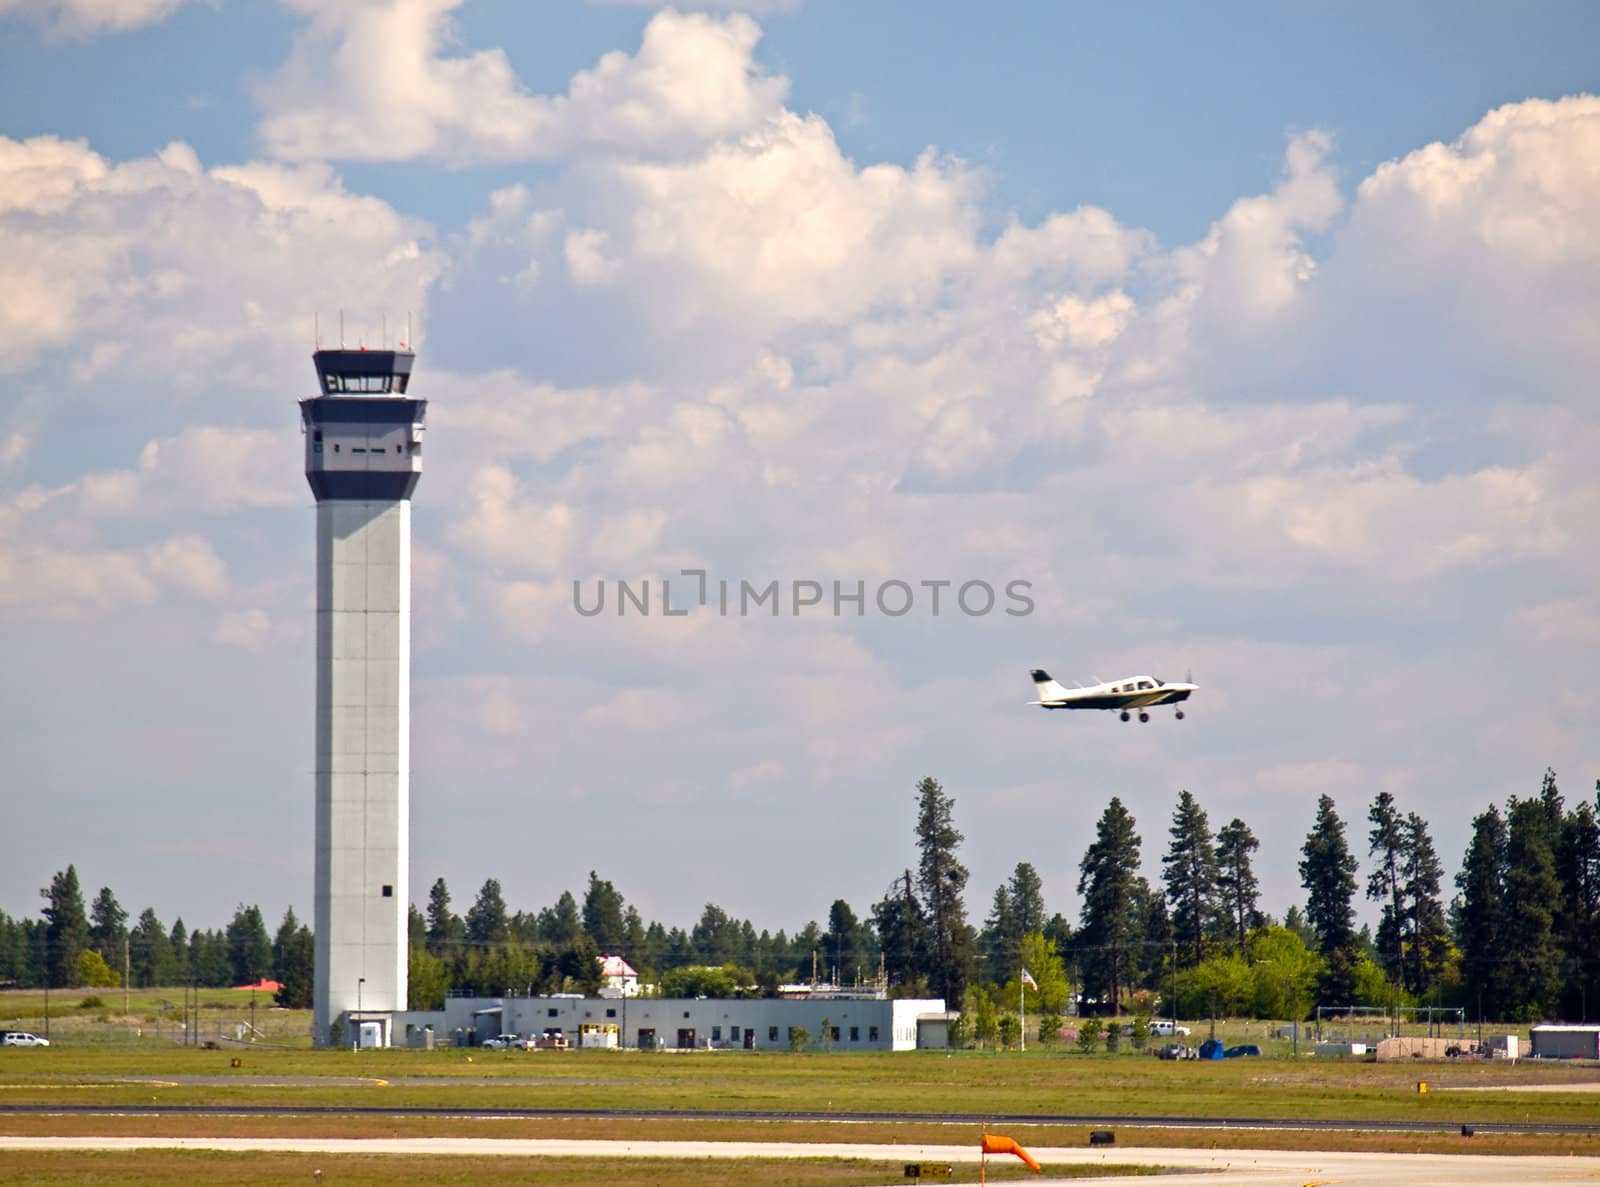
[
  {"x1": 597, "y1": 955, "x2": 640, "y2": 998},
  {"x1": 389, "y1": 994, "x2": 948, "y2": 1052}
]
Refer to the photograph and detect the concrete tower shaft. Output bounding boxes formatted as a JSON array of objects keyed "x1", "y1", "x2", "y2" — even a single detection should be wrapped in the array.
[{"x1": 300, "y1": 348, "x2": 426, "y2": 1048}]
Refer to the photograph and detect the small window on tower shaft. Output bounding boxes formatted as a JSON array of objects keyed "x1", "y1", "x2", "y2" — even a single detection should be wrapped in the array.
[
  {"x1": 381, "y1": 885, "x2": 393, "y2": 897},
  {"x1": 333, "y1": 443, "x2": 340, "y2": 453}
]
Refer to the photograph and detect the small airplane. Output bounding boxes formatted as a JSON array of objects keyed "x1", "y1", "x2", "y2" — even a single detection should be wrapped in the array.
[{"x1": 1028, "y1": 669, "x2": 1197, "y2": 722}]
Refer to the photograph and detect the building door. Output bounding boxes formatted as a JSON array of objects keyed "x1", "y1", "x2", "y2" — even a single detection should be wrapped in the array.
[
  {"x1": 637, "y1": 1028, "x2": 655, "y2": 1050},
  {"x1": 744, "y1": 1028, "x2": 755, "y2": 1049},
  {"x1": 677, "y1": 1028, "x2": 696, "y2": 1049}
]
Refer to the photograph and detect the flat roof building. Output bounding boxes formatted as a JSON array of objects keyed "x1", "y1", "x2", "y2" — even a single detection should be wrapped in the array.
[{"x1": 384, "y1": 994, "x2": 948, "y2": 1052}]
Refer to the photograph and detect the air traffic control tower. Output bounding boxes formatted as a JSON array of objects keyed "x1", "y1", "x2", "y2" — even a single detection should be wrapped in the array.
[{"x1": 301, "y1": 348, "x2": 426, "y2": 1047}]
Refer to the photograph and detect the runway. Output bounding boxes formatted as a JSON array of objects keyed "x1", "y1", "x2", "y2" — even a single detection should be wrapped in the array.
[
  {"x1": 6, "y1": 1100, "x2": 1600, "y2": 1135},
  {"x1": 5, "y1": 1135, "x2": 1600, "y2": 1185}
]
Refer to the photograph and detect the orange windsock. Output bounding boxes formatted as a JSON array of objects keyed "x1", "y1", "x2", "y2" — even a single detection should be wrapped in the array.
[{"x1": 981, "y1": 1133, "x2": 1041, "y2": 1172}]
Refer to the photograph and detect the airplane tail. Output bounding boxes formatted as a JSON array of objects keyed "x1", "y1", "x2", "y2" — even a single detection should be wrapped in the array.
[{"x1": 1029, "y1": 668, "x2": 1071, "y2": 702}]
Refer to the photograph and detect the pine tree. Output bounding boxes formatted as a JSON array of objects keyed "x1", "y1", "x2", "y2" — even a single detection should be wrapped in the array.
[
  {"x1": 1162, "y1": 789, "x2": 1221, "y2": 967},
  {"x1": 981, "y1": 883, "x2": 1017, "y2": 968},
  {"x1": 425, "y1": 877, "x2": 464, "y2": 956},
  {"x1": 1366, "y1": 791, "x2": 1406, "y2": 986},
  {"x1": 1501, "y1": 795, "x2": 1563, "y2": 1021},
  {"x1": 225, "y1": 904, "x2": 273, "y2": 985},
  {"x1": 465, "y1": 879, "x2": 509, "y2": 948},
  {"x1": 88, "y1": 887, "x2": 128, "y2": 968},
  {"x1": 274, "y1": 913, "x2": 315, "y2": 1009},
  {"x1": 1299, "y1": 795, "x2": 1360, "y2": 1003},
  {"x1": 871, "y1": 869, "x2": 929, "y2": 992},
  {"x1": 581, "y1": 871, "x2": 627, "y2": 953},
  {"x1": 691, "y1": 903, "x2": 737, "y2": 965},
  {"x1": 1555, "y1": 785, "x2": 1600, "y2": 1019},
  {"x1": 40, "y1": 865, "x2": 89, "y2": 988},
  {"x1": 1454, "y1": 805, "x2": 1507, "y2": 1021},
  {"x1": 914, "y1": 776, "x2": 975, "y2": 1004},
  {"x1": 169, "y1": 918, "x2": 189, "y2": 981},
  {"x1": 128, "y1": 908, "x2": 177, "y2": 988},
  {"x1": 823, "y1": 900, "x2": 871, "y2": 985},
  {"x1": 1007, "y1": 863, "x2": 1046, "y2": 938},
  {"x1": 1077, "y1": 797, "x2": 1143, "y2": 1016},
  {"x1": 1400, "y1": 812, "x2": 1451, "y2": 996},
  {"x1": 1215, "y1": 818, "x2": 1262, "y2": 954}
]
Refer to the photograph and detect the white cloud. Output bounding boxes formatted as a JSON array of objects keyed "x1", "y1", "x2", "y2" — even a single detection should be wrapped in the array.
[
  {"x1": 0, "y1": 136, "x2": 443, "y2": 383},
  {"x1": 215, "y1": 606, "x2": 273, "y2": 651},
  {"x1": 0, "y1": 0, "x2": 197, "y2": 36},
  {"x1": 259, "y1": 5, "x2": 787, "y2": 166}
]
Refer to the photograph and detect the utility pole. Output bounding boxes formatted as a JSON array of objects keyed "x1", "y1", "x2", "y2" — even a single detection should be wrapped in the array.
[{"x1": 123, "y1": 937, "x2": 130, "y2": 1020}]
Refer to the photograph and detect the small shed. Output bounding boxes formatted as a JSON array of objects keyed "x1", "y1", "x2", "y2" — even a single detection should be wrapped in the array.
[{"x1": 1529, "y1": 1025, "x2": 1600, "y2": 1060}]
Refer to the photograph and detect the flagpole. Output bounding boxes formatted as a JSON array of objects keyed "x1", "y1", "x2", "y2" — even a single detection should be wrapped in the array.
[{"x1": 1019, "y1": 958, "x2": 1026, "y2": 1054}]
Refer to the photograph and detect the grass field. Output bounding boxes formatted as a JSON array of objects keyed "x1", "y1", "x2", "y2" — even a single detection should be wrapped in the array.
[
  {"x1": 4, "y1": 1039, "x2": 1599, "y2": 1125},
  {"x1": 0, "y1": 1150, "x2": 1131, "y2": 1186},
  {"x1": 7, "y1": 989, "x2": 1600, "y2": 1184}
]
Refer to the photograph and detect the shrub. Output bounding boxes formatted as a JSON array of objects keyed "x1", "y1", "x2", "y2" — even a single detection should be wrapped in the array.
[
  {"x1": 78, "y1": 995, "x2": 105, "y2": 1010},
  {"x1": 1075, "y1": 1018, "x2": 1102, "y2": 1054}
]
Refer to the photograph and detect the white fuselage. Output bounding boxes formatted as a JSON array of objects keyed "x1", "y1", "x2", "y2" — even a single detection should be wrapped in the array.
[
  {"x1": 1028, "y1": 669, "x2": 1197, "y2": 714},
  {"x1": 313, "y1": 499, "x2": 411, "y2": 1045}
]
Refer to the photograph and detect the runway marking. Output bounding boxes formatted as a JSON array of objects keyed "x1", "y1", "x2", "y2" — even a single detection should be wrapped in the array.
[{"x1": 0, "y1": 1082, "x2": 179, "y2": 1090}]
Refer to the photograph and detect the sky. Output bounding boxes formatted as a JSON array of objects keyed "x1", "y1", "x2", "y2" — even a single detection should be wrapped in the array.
[{"x1": 1, "y1": 0, "x2": 1598, "y2": 946}]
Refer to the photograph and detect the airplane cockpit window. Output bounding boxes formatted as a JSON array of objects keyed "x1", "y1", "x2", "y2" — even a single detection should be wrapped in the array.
[{"x1": 1138, "y1": 680, "x2": 1153, "y2": 690}]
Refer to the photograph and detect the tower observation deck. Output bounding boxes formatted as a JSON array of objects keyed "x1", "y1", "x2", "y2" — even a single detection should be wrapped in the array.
[{"x1": 300, "y1": 348, "x2": 427, "y2": 1047}]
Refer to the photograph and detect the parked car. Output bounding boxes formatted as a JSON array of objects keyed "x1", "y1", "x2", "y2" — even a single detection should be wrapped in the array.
[
  {"x1": 482, "y1": 1033, "x2": 534, "y2": 1050},
  {"x1": 2, "y1": 1032, "x2": 50, "y2": 1047},
  {"x1": 1224, "y1": 1044, "x2": 1262, "y2": 1058},
  {"x1": 1155, "y1": 1042, "x2": 1195, "y2": 1060},
  {"x1": 1150, "y1": 1019, "x2": 1192, "y2": 1037}
]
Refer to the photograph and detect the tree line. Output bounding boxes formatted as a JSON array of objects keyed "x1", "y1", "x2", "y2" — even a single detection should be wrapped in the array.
[
  {"x1": 3, "y1": 768, "x2": 1596, "y2": 1025},
  {"x1": 0, "y1": 865, "x2": 313, "y2": 1006}
]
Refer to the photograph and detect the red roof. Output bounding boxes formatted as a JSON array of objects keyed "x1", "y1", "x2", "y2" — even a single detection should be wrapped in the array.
[
  {"x1": 597, "y1": 955, "x2": 637, "y2": 978},
  {"x1": 231, "y1": 979, "x2": 283, "y2": 992}
]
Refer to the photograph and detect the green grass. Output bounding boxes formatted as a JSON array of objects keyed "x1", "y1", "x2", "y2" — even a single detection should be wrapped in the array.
[
  {"x1": 0, "y1": 1150, "x2": 1149, "y2": 1186},
  {"x1": 3, "y1": 1043, "x2": 1598, "y2": 1127},
  {"x1": 0, "y1": 987, "x2": 310, "y2": 1048}
]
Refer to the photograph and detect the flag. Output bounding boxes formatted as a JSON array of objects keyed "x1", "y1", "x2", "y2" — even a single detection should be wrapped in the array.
[
  {"x1": 982, "y1": 1133, "x2": 1041, "y2": 1173},
  {"x1": 1021, "y1": 968, "x2": 1038, "y2": 990}
]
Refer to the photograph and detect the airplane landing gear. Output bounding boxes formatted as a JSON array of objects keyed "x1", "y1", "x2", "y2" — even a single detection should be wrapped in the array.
[
  {"x1": 1119, "y1": 710, "x2": 1131, "y2": 722},
  {"x1": 1175, "y1": 709, "x2": 1185, "y2": 720},
  {"x1": 1138, "y1": 711, "x2": 1150, "y2": 723}
]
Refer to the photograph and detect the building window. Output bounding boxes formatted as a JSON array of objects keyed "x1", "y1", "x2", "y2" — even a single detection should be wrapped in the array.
[
  {"x1": 684, "y1": 1011, "x2": 691, "y2": 1019},
  {"x1": 869, "y1": 1026, "x2": 879, "y2": 1042},
  {"x1": 768, "y1": 1026, "x2": 779, "y2": 1042},
  {"x1": 711, "y1": 1026, "x2": 722, "y2": 1041},
  {"x1": 606, "y1": 1009, "x2": 617, "y2": 1018},
  {"x1": 730, "y1": 1026, "x2": 740, "y2": 1041},
  {"x1": 830, "y1": 1027, "x2": 841, "y2": 1042},
  {"x1": 850, "y1": 1026, "x2": 859, "y2": 1042},
  {"x1": 381, "y1": 885, "x2": 392, "y2": 897},
  {"x1": 333, "y1": 444, "x2": 340, "y2": 453},
  {"x1": 548, "y1": 1008, "x2": 558, "y2": 1018}
]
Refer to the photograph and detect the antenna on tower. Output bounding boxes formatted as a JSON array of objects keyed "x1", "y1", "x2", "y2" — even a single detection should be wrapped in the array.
[
  {"x1": 314, "y1": 312, "x2": 320, "y2": 350},
  {"x1": 339, "y1": 309, "x2": 345, "y2": 349}
]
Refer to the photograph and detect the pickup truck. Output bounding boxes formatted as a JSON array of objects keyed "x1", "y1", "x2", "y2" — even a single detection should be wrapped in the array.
[
  {"x1": 482, "y1": 1033, "x2": 534, "y2": 1050},
  {"x1": 1149, "y1": 1019, "x2": 1192, "y2": 1037}
]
